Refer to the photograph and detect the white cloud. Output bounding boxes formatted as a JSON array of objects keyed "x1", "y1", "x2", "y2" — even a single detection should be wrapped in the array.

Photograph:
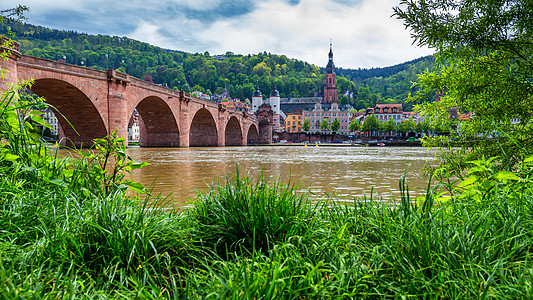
[
  {"x1": 129, "y1": 21, "x2": 168, "y2": 47},
  {"x1": 194, "y1": 0, "x2": 433, "y2": 68},
  {"x1": 2, "y1": 0, "x2": 433, "y2": 68}
]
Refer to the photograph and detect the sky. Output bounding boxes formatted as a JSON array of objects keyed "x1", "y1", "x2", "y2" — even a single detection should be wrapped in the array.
[{"x1": 4, "y1": 0, "x2": 434, "y2": 69}]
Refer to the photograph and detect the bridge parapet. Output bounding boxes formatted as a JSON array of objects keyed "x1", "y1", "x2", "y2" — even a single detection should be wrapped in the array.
[
  {"x1": 128, "y1": 75, "x2": 180, "y2": 97},
  {"x1": 18, "y1": 55, "x2": 107, "y2": 80},
  {"x1": 107, "y1": 70, "x2": 130, "y2": 86}
]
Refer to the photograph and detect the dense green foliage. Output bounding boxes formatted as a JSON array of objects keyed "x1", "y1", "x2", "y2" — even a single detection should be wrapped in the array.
[
  {"x1": 302, "y1": 118, "x2": 311, "y2": 132},
  {"x1": 395, "y1": 0, "x2": 533, "y2": 168},
  {"x1": 2, "y1": 82, "x2": 533, "y2": 297},
  {"x1": 337, "y1": 56, "x2": 436, "y2": 110},
  {"x1": 0, "y1": 19, "x2": 435, "y2": 110}
]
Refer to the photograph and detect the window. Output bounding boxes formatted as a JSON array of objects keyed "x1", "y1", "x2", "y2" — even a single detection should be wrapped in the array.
[
  {"x1": 383, "y1": 108, "x2": 388, "y2": 113},
  {"x1": 375, "y1": 108, "x2": 380, "y2": 113},
  {"x1": 392, "y1": 108, "x2": 397, "y2": 112}
]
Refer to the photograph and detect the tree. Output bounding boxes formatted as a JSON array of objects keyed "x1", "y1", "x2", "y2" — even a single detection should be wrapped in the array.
[
  {"x1": 394, "y1": 0, "x2": 533, "y2": 167},
  {"x1": 383, "y1": 117, "x2": 397, "y2": 136},
  {"x1": 397, "y1": 117, "x2": 416, "y2": 138},
  {"x1": 181, "y1": 84, "x2": 191, "y2": 93},
  {"x1": 320, "y1": 119, "x2": 330, "y2": 132},
  {"x1": 0, "y1": 5, "x2": 28, "y2": 23},
  {"x1": 252, "y1": 62, "x2": 271, "y2": 77},
  {"x1": 362, "y1": 114, "x2": 380, "y2": 137},
  {"x1": 331, "y1": 118, "x2": 341, "y2": 134},
  {"x1": 302, "y1": 118, "x2": 311, "y2": 132},
  {"x1": 349, "y1": 118, "x2": 360, "y2": 134}
]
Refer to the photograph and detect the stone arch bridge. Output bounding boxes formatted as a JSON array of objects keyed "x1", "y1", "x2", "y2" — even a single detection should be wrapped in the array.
[{"x1": 0, "y1": 42, "x2": 265, "y2": 147}]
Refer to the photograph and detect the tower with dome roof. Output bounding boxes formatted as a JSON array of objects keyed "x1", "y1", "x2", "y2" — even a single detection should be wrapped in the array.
[{"x1": 323, "y1": 41, "x2": 338, "y2": 104}]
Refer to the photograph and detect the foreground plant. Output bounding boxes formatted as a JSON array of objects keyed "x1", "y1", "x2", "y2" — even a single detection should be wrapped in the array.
[
  {"x1": 187, "y1": 171, "x2": 319, "y2": 255},
  {"x1": 395, "y1": 0, "x2": 533, "y2": 169}
]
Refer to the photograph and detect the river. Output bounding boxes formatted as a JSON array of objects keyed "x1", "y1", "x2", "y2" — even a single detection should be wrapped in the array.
[{"x1": 126, "y1": 145, "x2": 437, "y2": 207}]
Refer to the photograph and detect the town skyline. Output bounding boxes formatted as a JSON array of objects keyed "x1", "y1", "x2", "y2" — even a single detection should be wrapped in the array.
[{"x1": 2, "y1": 0, "x2": 434, "y2": 69}]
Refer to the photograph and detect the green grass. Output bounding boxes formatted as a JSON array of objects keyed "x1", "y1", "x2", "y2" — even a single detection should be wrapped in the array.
[
  {"x1": 2, "y1": 158, "x2": 533, "y2": 298},
  {"x1": 1, "y1": 83, "x2": 533, "y2": 298}
]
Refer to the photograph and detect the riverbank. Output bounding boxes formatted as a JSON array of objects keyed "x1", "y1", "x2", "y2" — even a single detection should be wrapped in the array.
[
  {"x1": 2, "y1": 157, "x2": 533, "y2": 298},
  {"x1": 2, "y1": 99, "x2": 532, "y2": 297},
  {"x1": 256, "y1": 140, "x2": 422, "y2": 147}
]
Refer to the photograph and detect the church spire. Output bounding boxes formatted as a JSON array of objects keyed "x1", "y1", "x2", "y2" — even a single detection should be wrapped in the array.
[
  {"x1": 326, "y1": 39, "x2": 335, "y2": 74},
  {"x1": 323, "y1": 40, "x2": 338, "y2": 104}
]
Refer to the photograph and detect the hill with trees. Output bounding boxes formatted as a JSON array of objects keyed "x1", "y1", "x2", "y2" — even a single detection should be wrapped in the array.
[{"x1": 1, "y1": 19, "x2": 434, "y2": 110}]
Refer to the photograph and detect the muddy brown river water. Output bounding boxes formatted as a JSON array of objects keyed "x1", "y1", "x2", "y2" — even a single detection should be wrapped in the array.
[{"x1": 125, "y1": 145, "x2": 438, "y2": 207}]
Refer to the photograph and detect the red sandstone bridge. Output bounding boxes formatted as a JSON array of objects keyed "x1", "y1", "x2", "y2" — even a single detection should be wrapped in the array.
[{"x1": 0, "y1": 42, "x2": 265, "y2": 147}]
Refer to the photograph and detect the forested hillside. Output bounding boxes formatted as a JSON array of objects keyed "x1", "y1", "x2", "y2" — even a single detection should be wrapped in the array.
[
  {"x1": 347, "y1": 56, "x2": 435, "y2": 111},
  {"x1": 1, "y1": 19, "x2": 434, "y2": 110}
]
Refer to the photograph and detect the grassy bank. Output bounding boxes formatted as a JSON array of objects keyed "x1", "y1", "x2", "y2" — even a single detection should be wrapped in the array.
[{"x1": 2, "y1": 86, "x2": 533, "y2": 298}]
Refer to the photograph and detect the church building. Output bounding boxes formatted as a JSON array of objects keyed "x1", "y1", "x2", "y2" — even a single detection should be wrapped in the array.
[
  {"x1": 323, "y1": 42, "x2": 338, "y2": 104},
  {"x1": 254, "y1": 42, "x2": 352, "y2": 134}
]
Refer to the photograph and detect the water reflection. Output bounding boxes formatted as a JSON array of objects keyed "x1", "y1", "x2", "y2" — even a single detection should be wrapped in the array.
[{"x1": 127, "y1": 146, "x2": 436, "y2": 207}]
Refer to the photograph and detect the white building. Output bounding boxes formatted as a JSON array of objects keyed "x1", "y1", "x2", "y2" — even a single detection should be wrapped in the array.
[
  {"x1": 42, "y1": 108, "x2": 59, "y2": 136},
  {"x1": 128, "y1": 110, "x2": 140, "y2": 142},
  {"x1": 303, "y1": 102, "x2": 353, "y2": 134},
  {"x1": 251, "y1": 86, "x2": 286, "y2": 132}
]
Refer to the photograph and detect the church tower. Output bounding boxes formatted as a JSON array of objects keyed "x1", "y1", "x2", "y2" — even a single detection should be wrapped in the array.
[{"x1": 323, "y1": 41, "x2": 337, "y2": 104}]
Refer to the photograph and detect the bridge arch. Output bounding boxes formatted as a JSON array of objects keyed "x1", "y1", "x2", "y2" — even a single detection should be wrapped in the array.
[
  {"x1": 30, "y1": 78, "x2": 107, "y2": 147},
  {"x1": 189, "y1": 108, "x2": 218, "y2": 147},
  {"x1": 134, "y1": 96, "x2": 179, "y2": 147},
  {"x1": 247, "y1": 124, "x2": 260, "y2": 145},
  {"x1": 225, "y1": 116, "x2": 243, "y2": 146}
]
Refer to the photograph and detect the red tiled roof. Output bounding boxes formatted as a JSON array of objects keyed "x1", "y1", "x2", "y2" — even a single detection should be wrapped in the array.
[
  {"x1": 458, "y1": 112, "x2": 473, "y2": 120},
  {"x1": 366, "y1": 103, "x2": 403, "y2": 114}
]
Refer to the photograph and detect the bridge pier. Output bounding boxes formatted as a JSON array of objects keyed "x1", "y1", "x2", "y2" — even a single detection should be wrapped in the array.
[
  {"x1": 0, "y1": 38, "x2": 21, "y2": 91},
  {"x1": 107, "y1": 71, "x2": 131, "y2": 146},
  {"x1": 217, "y1": 128, "x2": 225, "y2": 147},
  {"x1": 178, "y1": 97, "x2": 190, "y2": 147},
  {"x1": 108, "y1": 92, "x2": 129, "y2": 146},
  {"x1": 259, "y1": 121, "x2": 273, "y2": 144}
]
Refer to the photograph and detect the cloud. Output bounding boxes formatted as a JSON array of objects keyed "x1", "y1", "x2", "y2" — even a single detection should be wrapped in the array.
[
  {"x1": 2, "y1": 0, "x2": 433, "y2": 68},
  {"x1": 189, "y1": 0, "x2": 432, "y2": 68},
  {"x1": 169, "y1": 0, "x2": 224, "y2": 11}
]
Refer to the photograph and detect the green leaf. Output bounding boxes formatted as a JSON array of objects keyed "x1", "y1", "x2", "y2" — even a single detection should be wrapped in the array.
[
  {"x1": 468, "y1": 166, "x2": 489, "y2": 175},
  {"x1": 49, "y1": 178, "x2": 68, "y2": 187},
  {"x1": 495, "y1": 171, "x2": 519, "y2": 182},
  {"x1": 124, "y1": 180, "x2": 147, "y2": 193},
  {"x1": 467, "y1": 159, "x2": 483, "y2": 167},
  {"x1": 128, "y1": 161, "x2": 149, "y2": 170},
  {"x1": 458, "y1": 175, "x2": 478, "y2": 188},
  {"x1": 2, "y1": 153, "x2": 19, "y2": 162},
  {"x1": 6, "y1": 114, "x2": 20, "y2": 131},
  {"x1": 30, "y1": 114, "x2": 52, "y2": 129},
  {"x1": 28, "y1": 110, "x2": 44, "y2": 115}
]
